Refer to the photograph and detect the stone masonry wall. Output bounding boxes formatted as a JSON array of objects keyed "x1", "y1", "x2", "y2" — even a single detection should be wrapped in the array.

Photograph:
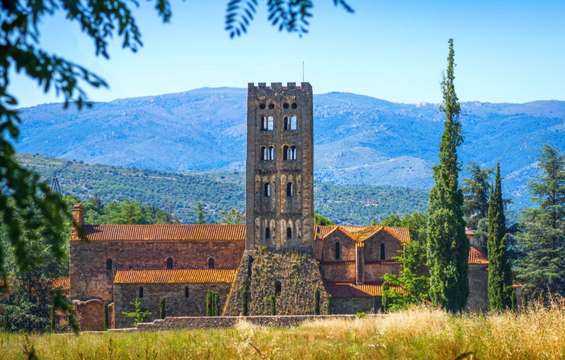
[
  {"x1": 71, "y1": 239, "x2": 243, "y2": 301},
  {"x1": 467, "y1": 265, "x2": 488, "y2": 312},
  {"x1": 224, "y1": 249, "x2": 329, "y2": 315},
  {"x1": 331, "y1": 297, "x2": 381, "y2": 314},
  {"x1": 73, "y1": 298, "x2": 105, "y2": 331},
  {"x1": 114, "y1": 283, "x2": 231, "y2": 328},
  {"x1": 132, "y1": 314, "x2": 383, "y2": 331}
]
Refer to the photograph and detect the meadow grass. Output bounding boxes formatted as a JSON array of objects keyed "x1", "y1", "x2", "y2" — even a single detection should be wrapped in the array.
[{"x1": 1, "y1": 305, "x2": 563, "y2": 360}]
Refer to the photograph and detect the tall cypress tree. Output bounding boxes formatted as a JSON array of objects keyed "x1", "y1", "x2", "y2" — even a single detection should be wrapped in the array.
[
  {"x1": 426, "y1": 39, "x2": 469, "y2": 312},
  {"x1": 487, "y1": 163, "x2": 513, "y2": 310}
]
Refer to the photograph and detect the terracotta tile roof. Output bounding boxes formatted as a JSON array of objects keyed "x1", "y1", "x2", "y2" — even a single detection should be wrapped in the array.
[
  {"x1": 315, "y1": 225, "x2": 411, "y2": 244},
  {"x1": 78, "y1": 224, "x2": 245, "y2": 241},
  {"x1": 51, "y1": 277, "x2": 70, "y2": 290},
  {"x1": 113, "y1": 269, "x2": 237, "y2": 285},
  {"x1": 469, "y1": 246, "x2": 488, "y2": 265},
  {"x1": 326, "y1": 282, "x2": 393, "y2": 297}
]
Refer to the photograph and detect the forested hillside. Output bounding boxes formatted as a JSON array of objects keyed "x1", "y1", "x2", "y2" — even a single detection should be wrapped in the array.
[{"x1": 19, "y1": 154, "x2": 427, "y2": 224}]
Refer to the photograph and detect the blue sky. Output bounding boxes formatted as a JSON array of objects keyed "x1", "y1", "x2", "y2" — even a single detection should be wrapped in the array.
[{"x1": 13, "y1": 0, "x2": 565, "y2": 107}]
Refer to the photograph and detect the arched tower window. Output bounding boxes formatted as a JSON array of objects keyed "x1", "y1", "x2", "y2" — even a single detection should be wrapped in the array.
[
  {"x1": 283, "y1": 145, "x2": 289, "y2": 160},
  {"x1": 139, "y1": 287, "x2": 144, "y2": 298},
  {"x1": 380, "y1": 243, "x2": 386, "y2": 260},
  {"x1": 106, "y1": 258, "x2": 113, "y2": 271},
  {"x1": 261, "y1": 116, "x2": 274, "y2": 131},
  {"x1": 287, "y1": 226, "x2": 292, "y2": 240},
  {"x1": 265, "y1": 227, "x2": 271, "y2": 241},
  {"x1": 274, "y1": 280, "x2": 282, "y2": 296},
  {"x1": 283, "y1": 116, "x2": 289, "y2": 130},
  {"x1": 264, "y1": 183, "x2": 271, "y2": 197},
  {"x1": 208, "y1": 258, "x2": 215, "y2": 269},
  {"x1": 268, "y1": 146, "x2": 275, "y2": 160},
  {"x1": 286, "y1": 182, "x2": 294, "y2": 197},
  {"x1": 261, "y1": 146, "x2": 267, "y2": 160},
  {"x1": 184, "y1": 286, "x2": 189, "y2": 298},
  {"x1": 290, "y1": 146, "x2": 297, "y2": 160},
  {"x1": 335, "y1": 242, "x2": 341, "y2": 260},
  {"x1": 166, "y1": 257, "x2": 174, "y2": 269}
]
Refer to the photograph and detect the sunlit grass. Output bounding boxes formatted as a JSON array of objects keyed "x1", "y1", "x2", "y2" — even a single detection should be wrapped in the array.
[{"x1": 1, "y1": 304, "x2": 563, "y2": 359}]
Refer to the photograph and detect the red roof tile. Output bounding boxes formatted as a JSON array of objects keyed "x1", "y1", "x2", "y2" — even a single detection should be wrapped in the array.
[
  {"x1": 78, "y1": 224, "x2": 245, "y2": 241},
  {"x1": 51, "y1": 277, "x2": 70, "y2": 290},
  {"x1": 315, "y1": 225, "x2": 411, "y2": 244},
  {"x1": 114, "y1": 269, "x2": 237, "y2": 284},
  {"x1": 326, "y1": 282, "x2": 393, "y2": 297}
]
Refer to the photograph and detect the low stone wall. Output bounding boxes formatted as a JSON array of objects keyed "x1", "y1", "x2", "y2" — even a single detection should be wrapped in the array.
[
  {"x1": 114, "y1": 283, "x2": 231, "y2": 328},
  {"x1": 133, "y1": 314, "x2": 383, "y2": 331}
]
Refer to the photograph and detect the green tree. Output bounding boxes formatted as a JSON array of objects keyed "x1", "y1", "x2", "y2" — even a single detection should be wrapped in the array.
[
  {"x1": 487, "y1": 163, "x2": 513, "y2": 310},
  {"x1": 270, "y1": 295, "x2": 277, "y2": 315},
  {"x1": 463, "y1": 162, "x2": 493, "y2": 229},
  {"x1": 205, "y1": 291, "x2": 220, "y2": 316},
  {"x1": 382, "y1": 212, "x2": 429, "y2": 311},
  {"x1": 0, "y1": 200, "x2": 77, "y2": 332},
  {"x1": 195, "y1": 202, "x2": 206, "y2": 224},
  {"x1": 122, "y1": 298, "x2": 151, "y2": 326},
  {"x1": 515, "y1": 145, "x2": 564, "y2": 298},
  {"x1": 426, "y1": 39, "x2": 469, "y2": 312},
  {"x1": 315, "y1": 213, "x2": 334, "y2": 225},
  {"x1": 220, "y1": 208, "x2": 245, "y2": 224},
  {"x1": 160, "y1": 298, "x2": 167, "y2": 319},
  {"x1": 314, "y1": 288, "x2": 321, "y2": 315}
]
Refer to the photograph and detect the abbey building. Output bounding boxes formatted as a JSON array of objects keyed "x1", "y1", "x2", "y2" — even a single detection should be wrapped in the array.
[{"x1": 62, "y1": 83, "x2": 488, "y2": 330}]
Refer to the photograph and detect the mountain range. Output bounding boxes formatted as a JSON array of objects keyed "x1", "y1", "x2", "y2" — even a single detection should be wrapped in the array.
[{"x1": 16, "y1": 87, "x2": 565, "y2": 212}]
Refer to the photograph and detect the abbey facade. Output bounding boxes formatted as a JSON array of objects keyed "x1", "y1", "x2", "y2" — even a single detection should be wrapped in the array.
[{"x1": 65, "y1": 83, "x2": 488, "y2": 330}]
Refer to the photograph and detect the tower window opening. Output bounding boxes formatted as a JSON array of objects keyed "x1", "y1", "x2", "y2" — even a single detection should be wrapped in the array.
[
  {"x1": 283, "y1": 117, "x2": 289, "y2": 130},
  {"x1": 268, "y1": 103, "x2": 275, "y2": 109},
  {"x1": 265, "y1": 227, "x2": 271, "y2": 241},
  {"x1": 283, "y1": 102, "x2": 289, "y2": 109},
  {"x1": 264, "y1": 183, "x2": 272, "y2": 197},
  {"x1": 208, "y1": 258, "x2": 215, "y2": 269},
  {"x1": 380, "y1": 243, "x2": 386, "y2": 260},
  {"x1": 274, "y1": 280, "x2": 282, "y2": 296},
  {"x1": 261, "y1": 146, "x2": 275, "y2": 161},
  {"x1": 291, "y1": 102, "x2": 298, "y2": 109},
  {"x1": 283, "y1": 145, "x2": 289, "y2": 160},
  {"x1": 184, "y1": 286, "x2": 189, "y2": 298},
  {"x1": 287, "y1": 226, "x2": 292, "y2": 240},
  {"x1": 261, "y1": 116, "x2": 274, "y2": 131},
  {"x1": 335, "y1": 242, "x2": 341, "y2": 260},
  {"x1": 289, "y1": 116, "x2": 297, "y2": 130},
  {"x1": 286, "y1": 182, "x2": 294, "y2": 197},
  {"x1": 259, "y1": 103, "x2": 266, "y2": 109},
  {"x1": 106, "y1": 258, "x2": 113, "y2": 271},
  {"x1": 289, "y1": 146, "x2": 297, "y2": 160},
  {"x1": 166, "y1": 257, "x2": 174, "y2": 269},
  {"x1": 139, "y1": 287, "x2": 144, "y2": 298}
]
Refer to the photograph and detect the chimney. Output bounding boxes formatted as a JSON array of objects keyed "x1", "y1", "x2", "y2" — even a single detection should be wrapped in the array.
[{"x1": 71, "y1": 203, "x2": 84, "y2": 240}]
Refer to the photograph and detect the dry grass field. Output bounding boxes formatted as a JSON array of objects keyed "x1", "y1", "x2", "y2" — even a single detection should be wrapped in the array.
[{"x1": 1, "y1": 305, "x2": 563, "y2": 360}]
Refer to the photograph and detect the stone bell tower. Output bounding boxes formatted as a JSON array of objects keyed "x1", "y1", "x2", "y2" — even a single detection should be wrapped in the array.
[
  {"x1": 245, "y1": 82, "x2": 314, "y2": 253},
  {"x1": 224, "y1": 82, "x2": 328, "y2": 316}
]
